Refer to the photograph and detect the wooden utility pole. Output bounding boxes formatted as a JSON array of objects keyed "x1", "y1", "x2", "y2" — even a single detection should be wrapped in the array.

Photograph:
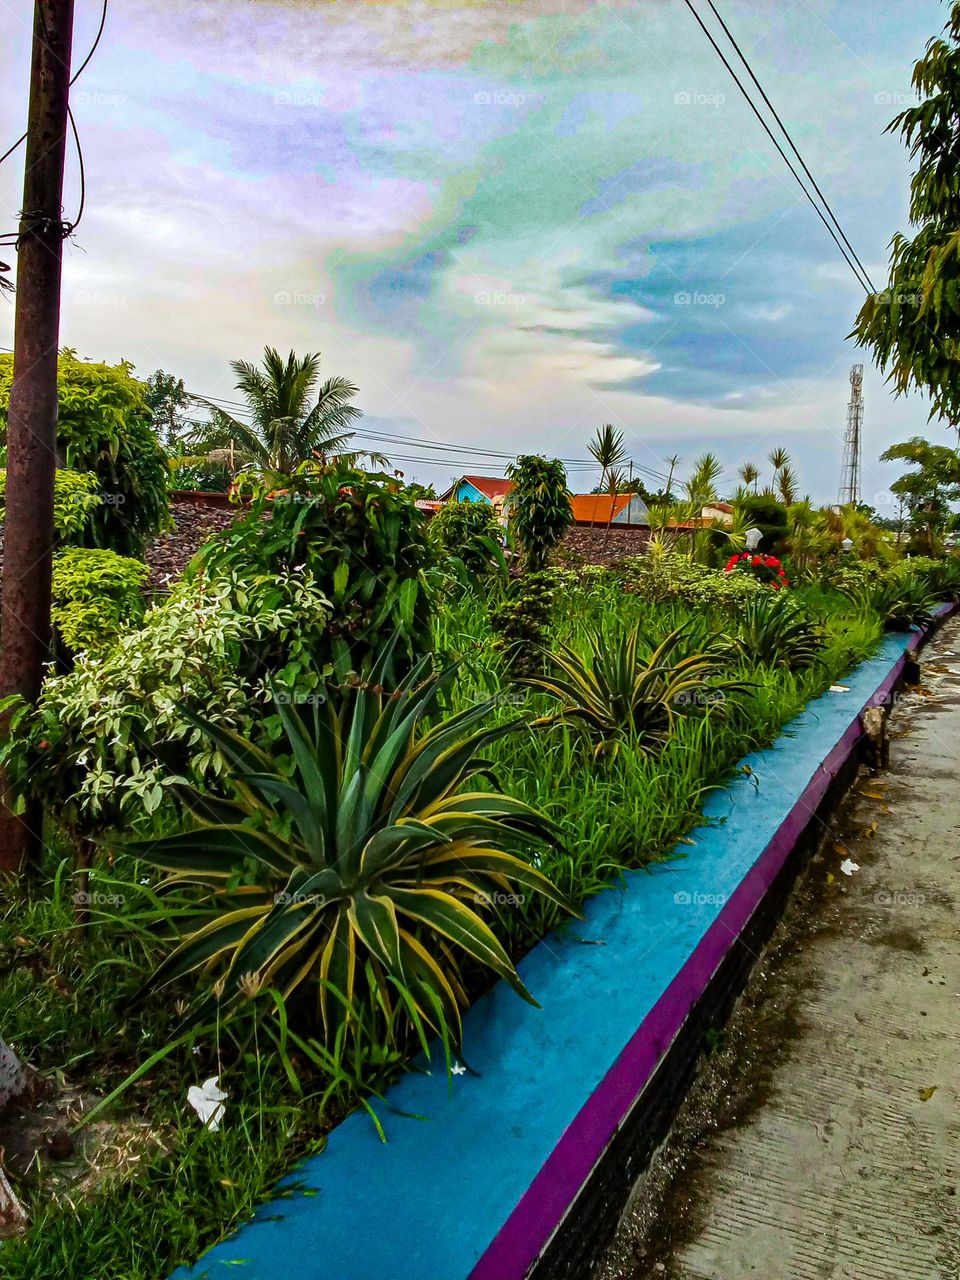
[{"x1": 0, "y1": 0, "x2": 76, "y2": 875}]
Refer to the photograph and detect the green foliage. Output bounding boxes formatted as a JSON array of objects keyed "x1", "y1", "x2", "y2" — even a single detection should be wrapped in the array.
[
  {"x1": 144, "y1": 368, "x2": 192, "y2": 450},
  {"x1": 726, "y1": 594, "x2": 826, "y2": 669},
  {"x1": 198, "y1": 459, "x2": 435, "y2": 677},
  {"x1": 428, "y1": 499, "x2": 506, "y2": 578},
  {"x1": 880, "y1": 437, "x2": 960, "y2": 552},
  {"x1": 850, "y1": 570, "x2": 940, "y2": 631},
  {"x1": 851, "y1": 4, "x2": 960, "y2": 422},
  {"x1": 615, "y1": 550, "x2": 762, "y2": 609},
  {"x1": 0, "y1": 352, "x2": 171, "y2": 556},
  {"x1": 524, "y1": 623, "x2": 743, "y2": 760},
  {"x1": 125, "y1": 659, "x2": 570, "y2": 1048},
  {"x1": 0, "y1": 467, "x2": 100, "y2": 542},
  {"x1": 189, "y1": 347, "x2": 361, "y2": 474},
  {"x1": 0, "y1": 569, "x2": 333, "y2": 838},
  {"x1": 505, "y1": 455, "x2": 572, "y2": 570},
  {"x1": 490, "y1": 568, "x2": 565, "y2": 676},
  {"x1": 168, "y1": 458, "x2": 231, "y2": 492},
  {"x1": 734, "y1": 494, "x2": 789, "y2": 551},
  {"x1": 50, "y1": 548, "x2": 149, "y2": 657}
]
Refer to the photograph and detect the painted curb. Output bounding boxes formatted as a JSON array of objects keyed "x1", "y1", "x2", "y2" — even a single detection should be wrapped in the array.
[{"x1": 172, "y1": 606, "x2": 954, "y2": 1280}]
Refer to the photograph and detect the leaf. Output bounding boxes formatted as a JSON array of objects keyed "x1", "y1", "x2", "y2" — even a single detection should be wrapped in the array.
[{"x1": 918, "y1": 1085, "x2": 937, "y2": 1102}]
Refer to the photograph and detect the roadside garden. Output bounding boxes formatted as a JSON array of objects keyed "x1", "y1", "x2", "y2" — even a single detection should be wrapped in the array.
[{"x1": 1, "y1": 356, "x2": 959, "y2": 1280}]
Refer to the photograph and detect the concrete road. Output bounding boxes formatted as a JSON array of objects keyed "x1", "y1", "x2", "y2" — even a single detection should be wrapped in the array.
[{"x1": 596, "y1": 618, "x2": 960, "y2": 1280}]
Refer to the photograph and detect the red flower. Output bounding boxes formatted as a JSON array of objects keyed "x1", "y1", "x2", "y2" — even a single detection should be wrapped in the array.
[{"x1": 751, "y1": 556, "x2": 762, "y2": 566}]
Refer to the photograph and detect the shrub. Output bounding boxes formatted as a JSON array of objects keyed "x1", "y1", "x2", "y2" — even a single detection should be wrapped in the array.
[
  {"x1": 724, "y1": 550, "x2": 790, "y2": 589},
  {"x1": 428, "y1": 499, "x2": 506, "y2": 579},
  {"x1": 505, "y1": 455, "x2": 572, "y2": 570},
  {"x1": 615, "y1": 551, "x2": 762, "y2": 609},
  {"x1": 0, "y1": 568, "x2": 332, "y2": 840},
  {"x1": 124, "y1": 659, "x2": 571, "y2": 1048},
  {"x1": 726, "y1": 595, "x2": 825, "y2": 669},
  {"x1": 51, "y1": 548, "x2": 149, "y2": 657},
  {"x1": 198, "y1": 459, "x2": 435, "y2": 677},
  {"x1": 735, "y1": 494, "x2": 788, "y2": 552},
  {"x1": 524, "y1": 623, "x2": 744, "y2": 759},
  {"x1": 0, "y1": 468, "x2": 101, "y2": 543},
  {"x1": 490, "y1": 568, "x2": 566, "y2": 676},
  {"x1": 851, "y1": 573, "x2": 939, "y2": 631},
  {"x1": 0, "y1": 352, "x2": 171, "y2": 556}
]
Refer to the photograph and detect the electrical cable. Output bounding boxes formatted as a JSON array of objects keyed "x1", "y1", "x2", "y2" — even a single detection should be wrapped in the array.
[
  {"x1": 680, "y1": 0, "x2": 873, "y2": 293},
  {"x1": 703, "y1": 0, "x2": 877, "y2": 292}
]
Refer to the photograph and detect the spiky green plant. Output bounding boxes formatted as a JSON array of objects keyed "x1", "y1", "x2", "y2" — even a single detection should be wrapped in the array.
[
  {"x1": 852, "y1": 575, "x2": 940, "y2": 631},
  {"x1": 523, "y1": 624, "x2": 743, "y2": 759},
  {"x1": 123, "y1": 658, "x2": 571, "y2": 1048},
  {"x1": 726, "y1": 595, "x2": 825, "y2": 669}
]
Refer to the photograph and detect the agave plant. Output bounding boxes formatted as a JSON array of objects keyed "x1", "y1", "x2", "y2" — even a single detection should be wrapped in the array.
[
  {"x1": 523, "y1": 624, "x2": 742, "y2": 759},
  {"x1": 123, "y1": 658, "x2": 571, "y2": 1048},
  {"x1": 852, "y1": 575, "x2": 939, "y2": 632},
  {"x1": 726, "y1": 595, "x2": 826, "y2": 670}
]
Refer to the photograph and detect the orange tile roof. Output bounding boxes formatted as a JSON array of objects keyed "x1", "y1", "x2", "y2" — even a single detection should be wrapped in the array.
[{"x1": 570, "y1": 494, "x2": 634, "y2": 524}]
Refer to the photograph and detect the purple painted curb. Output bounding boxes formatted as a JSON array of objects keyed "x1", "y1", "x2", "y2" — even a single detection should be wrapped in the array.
[{"x1": 470, "y1": 604, "x2": 956, "y2": 1280}]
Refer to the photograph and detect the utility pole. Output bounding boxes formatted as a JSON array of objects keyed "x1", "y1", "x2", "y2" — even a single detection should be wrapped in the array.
[{"x1": 0, "y1": 0, "x2": 76, "y2": 875}]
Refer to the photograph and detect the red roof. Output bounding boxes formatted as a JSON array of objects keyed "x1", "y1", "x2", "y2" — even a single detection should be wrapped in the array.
[
  {"x1": 462, "y1": 475, "x2": 513, "y2": 500},
  {"x1": 570, "y1": 493, "x2": 633, "y2": 524}
]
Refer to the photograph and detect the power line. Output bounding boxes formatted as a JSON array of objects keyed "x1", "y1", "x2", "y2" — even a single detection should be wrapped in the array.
[
  {"x1": 0, "y1": 0, "x2": 109, "y2": 171},
  {"x1": 680, "y1": 0, "x2": 873, "y2": 294},
  {"x1": 703, "y1": 0, "x2": 876, "y2": 292},
  {"x1": 186, "y1": 389, "x2": 673, "y2": 482}
]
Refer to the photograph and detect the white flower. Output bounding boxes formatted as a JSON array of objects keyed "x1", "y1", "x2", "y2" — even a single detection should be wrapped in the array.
[
  {"x1": 840, "y1": 858, "x2": 860, "y2": 876},
  {"x1": 451, "y1": 1062, "x2": 466, "y2": 1076},
  {"x1": 187, "y1": 1076, "x2": 227, "y2": 1131}
]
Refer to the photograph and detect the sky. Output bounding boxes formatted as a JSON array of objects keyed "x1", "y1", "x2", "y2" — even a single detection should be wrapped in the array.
[{"x1": 0, "y1": 0, "x2": 950, "y2": 504}]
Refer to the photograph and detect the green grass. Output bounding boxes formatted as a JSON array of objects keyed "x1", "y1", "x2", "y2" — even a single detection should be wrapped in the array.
[{"x1": 0, "y1": 569, "x2": 887, "y2": 1280}]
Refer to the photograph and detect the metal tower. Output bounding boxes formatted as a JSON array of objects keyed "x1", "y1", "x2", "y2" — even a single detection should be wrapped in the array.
[{"x1": 837, "y1": 363, "x2": 863, "y2": 506}]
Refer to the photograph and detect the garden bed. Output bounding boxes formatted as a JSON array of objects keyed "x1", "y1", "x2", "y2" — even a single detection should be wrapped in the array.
[{"x1": 168, "y1": 608, "x2": 952, "y2": 1280}]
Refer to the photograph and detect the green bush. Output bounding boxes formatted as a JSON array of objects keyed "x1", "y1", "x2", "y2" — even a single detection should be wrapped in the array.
[
  {"x1": 490, "y1": 568, "x2": 566, "y2": 676},
  {"x1": 0, "y1": 467, "x2": 101, "y2": 543},
  {"x1": 505, "y1": 455, "x2": 572, "y2": 570},
  {"x1": 735, "y1": 494, "x2": 789, "y2": 552},
  {"x1": 51, "y1": 548, "x2": 149, "y2": 657},
  {"x1": 428, "y1": 499, "x2": 506, "y2": 578},
  {"x1": 200, "y1": 458, "x2": 436, "y2": 677},
  {"x1": 726, "y1": 594, "x2": 825, "y2": 669},
  {"x1": 615, "y1": 551, "x2": 762, "y2": 609},
  {"x1": 0, "y1": 352, "x2": 172, "y2": 556},
  {"x1": 0, "y1": 568, "x2": 332, "y2": 840}
]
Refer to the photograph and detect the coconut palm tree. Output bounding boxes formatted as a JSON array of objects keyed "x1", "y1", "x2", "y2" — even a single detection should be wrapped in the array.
[{"x1": 188, "y1": 348, "x2": 362, "y2": 475}]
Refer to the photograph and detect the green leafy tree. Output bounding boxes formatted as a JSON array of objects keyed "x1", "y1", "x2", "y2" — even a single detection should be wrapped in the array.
[
  {"x1": 144, "y1": 369, "x2": 192, "y2": 451},
  {"x1": 881, "y1": 436, "x2": 960, "y2": 552},
  {"x1": 852, "y1": 6, "x2": 960, "y2": 426},
  {"x1": 0, "y1": 352, "x2": 170, "y2": 557},
  {"x1": 505, "y1": 456, "x2": 572, "y2": 571},
  {"x1": 190, "y1": 347, "x2": 361, "y2": 476}
]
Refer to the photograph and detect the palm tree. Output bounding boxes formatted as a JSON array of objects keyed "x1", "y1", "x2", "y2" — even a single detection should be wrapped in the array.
[
  {"x1": 664, "y1": 453, "x2": 680, "y2": 500},
  {"x1": 776, "y1": 464, "x2": 799, "y2": 506},
  {"x1": 685, "y1": 451, "x2": 723, "y2": 504},
  {"x1": 603, "y1": 464, "x2": 627, "y2": 549},
  {"x1": 588, "y1": 424, "x2": 628, "y2": 526},
  {"x1": 189, "y1": 348, "x2": 362, "y2": 475},
  {"x1": 739, "y1": 462, "x2": 760, "y2": 492}
]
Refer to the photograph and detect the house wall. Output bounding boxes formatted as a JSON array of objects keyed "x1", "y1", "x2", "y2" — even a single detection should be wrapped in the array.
[{"x1": 454, "y1": 480, "x2": 490, "y2": 503}]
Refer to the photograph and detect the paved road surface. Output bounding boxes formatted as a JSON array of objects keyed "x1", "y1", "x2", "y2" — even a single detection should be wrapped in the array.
[{"x1": 597, "y1": 618, "x2": 960, "y2": 1280}]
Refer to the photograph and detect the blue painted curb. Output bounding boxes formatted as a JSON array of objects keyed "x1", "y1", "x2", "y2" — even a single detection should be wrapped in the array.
[{"x1": 172, "y1": 607, "x2": 952, "y2": 1280}]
